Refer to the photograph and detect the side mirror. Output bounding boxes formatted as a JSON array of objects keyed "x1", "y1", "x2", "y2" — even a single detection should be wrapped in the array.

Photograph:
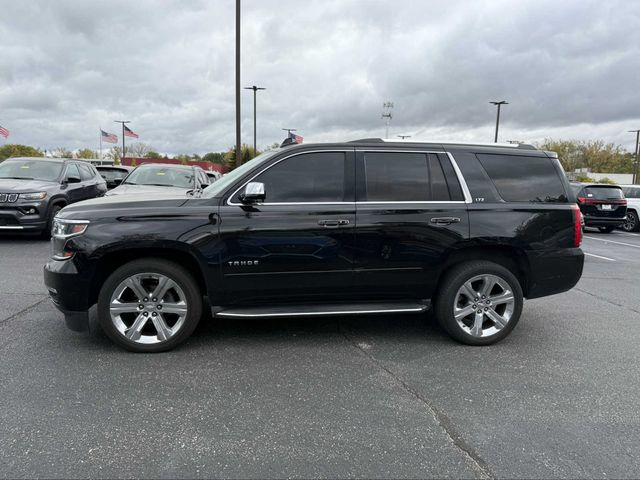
[
  {"x1": 113, "y1": 178, "x2": 123, "y2": 186},
  {"x1": 240, "y1": 182, "x2": 265, "y2": 203},
  {"x1": 65, "y1": 176, "x2": 81, "y2": 184}
]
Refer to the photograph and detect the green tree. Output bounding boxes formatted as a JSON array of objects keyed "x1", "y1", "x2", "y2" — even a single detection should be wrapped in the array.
[
  {"x1": 51, "y1": 147, "x2": 73, "y2": 158},
  {"x1": 107, "y1": 146, "x2": 123, "y2": 165},
  {"x1": 202, "y1": 152, "x2": 225, "y2": 164},
  {"x1": 224, "y1": 144, "x2": 260, "y2": 170},
  {"x1": 76, "y1": 148, "x2": 97, "y2": 159},
  {"x1": 538, "y1": 139, "x2": 633, "y2": 173},
  {"x1": 145, "y1": 151, "x2": 161, "y2": 158},
  {"x1": 0, "y1": 144, "x2": 44, "y2": 161}
]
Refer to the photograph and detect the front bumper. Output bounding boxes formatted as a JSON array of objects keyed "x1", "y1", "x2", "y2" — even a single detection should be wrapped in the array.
[
  {"x1": 44, "y1": 258, "x2": 92, "y2": 332},
  {"x1": 525, "y1": 247, "x2": 584, "y2": 299},
  {"x1": 0, "y1": 204, "x2": 47, "y2": 231}
]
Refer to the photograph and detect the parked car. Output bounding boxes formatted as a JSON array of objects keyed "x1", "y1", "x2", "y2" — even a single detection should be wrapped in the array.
[
  {"x1": 0, "y1": 157, "x2": 106, "y2": 237},
  {"x1": 106, "y1": 163, "x2": 210, "y2": 196},
  {"x1": 44, "y1": 139, "x2": 584, "y2": 352},
  {"x1": 619, "y1": 185, "x2": 640, "y2": 232},
  {"x1": 96, "y1": 165, "x2": 133, "y2": 190},
  {"x1": 570, "y1": 182, "x2": 627, "y2": 233},
  {"x1": 205, "y1": 170, "x2": 222, "y2": 183}
]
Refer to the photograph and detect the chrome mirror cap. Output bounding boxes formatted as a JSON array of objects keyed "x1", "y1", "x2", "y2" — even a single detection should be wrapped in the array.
[{"x1": 240, "y1": 182, "x2": 265, "y2": 203}]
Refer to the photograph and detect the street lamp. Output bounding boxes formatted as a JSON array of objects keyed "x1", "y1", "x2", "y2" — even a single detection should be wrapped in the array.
[
  {"x1": 244, "y1": 85, "x2": 266, "y2": 153},
  {"x1": 397, "y1": 134, "x2": 411, "y2": 139},
  {"x1": 235, "y1": 0, "x2": 241, "y2": 166},
  {"x1": 630, "y1": 129, "x2": 640, "y2": 184},
  {"x1": 489, "y1": 101, "x2": 508, "y2": 143},
  {"x1": 113, "y1": 120, "x2": 130, "y2": 165}
]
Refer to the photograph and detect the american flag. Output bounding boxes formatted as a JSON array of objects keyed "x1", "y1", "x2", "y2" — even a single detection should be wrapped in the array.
[
  {"x1": 124, "y1": 124, "x2": 139, "y2": 139},
  {"x1": 288, "y1": 131, "x2": 303, "y2": 144},
  {"x1": 0, "y1": 125, "x2": 9, "y2": 139},
  {"x1": 101, "y1": 129, "x2": 118, "y2": 144}
]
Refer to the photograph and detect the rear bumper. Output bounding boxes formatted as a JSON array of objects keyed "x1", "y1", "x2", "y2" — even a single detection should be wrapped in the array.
[
  {"x1": 43, "y1": 258, "x2": 92, "y2": 332},
  {"x1": 525, "y1": 247, "x2": 584, "y2": 299},
  {"x1": 583, "y1": 215, "x2": 625, "y2": 227}
]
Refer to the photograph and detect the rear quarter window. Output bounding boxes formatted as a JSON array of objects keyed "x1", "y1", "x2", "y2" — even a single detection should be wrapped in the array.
[{"x1": 476, "y1": 154, "x2": 568, "y2": 203}]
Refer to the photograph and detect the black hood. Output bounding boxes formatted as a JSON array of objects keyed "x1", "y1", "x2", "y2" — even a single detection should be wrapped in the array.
[{"x1": 58, "y1": 194, "x2": 190, "y2": 221}]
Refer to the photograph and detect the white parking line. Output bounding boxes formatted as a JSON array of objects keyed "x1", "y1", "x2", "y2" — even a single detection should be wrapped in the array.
[
  {"x1": 584, "y1": 252, "x2": 616, "y2": 262},
  {"x1": 584, "y1": 236, "x2": 640, "y2": 249}
]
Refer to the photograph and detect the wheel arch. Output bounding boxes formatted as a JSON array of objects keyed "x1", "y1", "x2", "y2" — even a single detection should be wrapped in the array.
[
  {"x1": 438, "y1": 245, "x2": 531, "y2": 297},
  {"x1": 88, "y1": 246, "x2": 210, "y2": 308}
]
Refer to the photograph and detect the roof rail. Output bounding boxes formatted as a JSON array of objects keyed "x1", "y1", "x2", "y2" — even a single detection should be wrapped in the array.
[{"x1": 348, "y1": 138, "x2": 537, "y2": 149}]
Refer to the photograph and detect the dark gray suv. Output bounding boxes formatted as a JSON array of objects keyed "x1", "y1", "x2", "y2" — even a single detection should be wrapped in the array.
[{"x1": 0, "y1": 157, "x2": 107, "y2": 236}]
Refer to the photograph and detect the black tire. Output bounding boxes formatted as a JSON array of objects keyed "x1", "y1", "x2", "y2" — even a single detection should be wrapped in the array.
[
  {"x1": 40, "y1": 204, "x2": 62, "y2": 239},
  {"x1": 622, "y1": 210, "x2": 639, "y2": 232},
  {"x1": 598, "y1": 226, "x2": 615, "y2": 233},
  {"x1": 97, "y1": 258, "x2": 203, "y2": 353},
  {"x1": 434, "y1": 261, "x2": 523, "y2": 346}
]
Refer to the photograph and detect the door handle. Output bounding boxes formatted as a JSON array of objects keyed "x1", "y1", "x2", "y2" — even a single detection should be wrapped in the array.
[
  {"x1": 430, "y1": 217, "x2": 461, "y2": 225},
  {"x1": 318, "y1": 219, "x2": 350, "y2": 227}
]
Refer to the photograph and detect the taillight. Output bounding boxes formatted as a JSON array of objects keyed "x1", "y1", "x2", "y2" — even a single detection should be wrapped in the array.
[
  {"x1": 577, "y1": 197, "x2": 586, "y2": 204},
  {"x1": 571, "y1": 204, "x2": 582, "y2": 247}
]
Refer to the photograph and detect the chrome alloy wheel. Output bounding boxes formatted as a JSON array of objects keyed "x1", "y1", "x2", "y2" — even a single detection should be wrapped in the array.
[
  {"x1": 453, "y1": 274, "x2": 515, "y2": 338},
  {"x1": 622, "y1": 211, "x2": 638, "y2": 232},
  {"x1": 109, "y1": 273, "x2": 188, "y2": 344}
]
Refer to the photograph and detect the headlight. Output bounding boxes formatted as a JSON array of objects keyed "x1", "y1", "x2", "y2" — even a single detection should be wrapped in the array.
[
  {"x1": 19, "y1": 192, "x2": 47, "y2": 200},
  {"x1": 51, "y1": 218, "x2": 89, "y2": 261},
  {"x1": 52, "y1": 218, "x2": 89, "y2": 239}
]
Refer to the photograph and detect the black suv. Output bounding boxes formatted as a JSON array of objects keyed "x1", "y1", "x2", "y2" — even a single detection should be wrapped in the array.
[
  {"x1": 44, "y1": 140, "x2": 584, "y2": 352},
  {"x1": 0, "y1": 157, "x2": 107, "y2": 236},
  {"x1": 570, "y1": 182, "x2": 627, "y2": 233}
]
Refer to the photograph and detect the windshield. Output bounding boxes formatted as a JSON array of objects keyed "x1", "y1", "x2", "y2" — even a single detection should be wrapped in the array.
[
  {"x1": 124, "y1": 165, "x2": 195, "y2": 188},
  {"x1": 201, "y1": 149, "x2": 281, "y2": 198},
  {"x1": 98, "y1": 168, "x2": 130, "y2": 182},
  {"x1": 0, "y1": 159, "x2": 63, "y2": 181}
]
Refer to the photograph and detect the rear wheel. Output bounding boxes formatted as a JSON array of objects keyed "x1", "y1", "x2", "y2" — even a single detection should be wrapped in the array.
[
  {"x1": 435, "y1": 261, "x2": 523, "y2": 346},
  {"x1": 622, "y1": 210, "x2": 639, "y2": 232},
  {"x1": 598, "y1": 226, "x2": 615, "y2": 233},
  {"x1": 97, "y1": 258, "x2": 203, "y2": 352}
]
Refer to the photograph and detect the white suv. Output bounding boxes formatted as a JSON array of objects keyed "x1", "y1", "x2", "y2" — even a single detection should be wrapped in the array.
[{"x1": 620, "y1": 185, "x2": 640, "y2": 232}]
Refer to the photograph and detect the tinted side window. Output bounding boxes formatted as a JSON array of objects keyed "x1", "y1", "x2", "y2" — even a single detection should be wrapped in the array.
[
  {"x1": 364, "y1": 152, "x2": 430, "y2": 201},
  {"x1": 476, "y1": 154, "x2": 568, "y2": 203},
  {"x1": 65, "y1": 163, "x2": 81, "y2": 180},
  {"x1": 251, "y1": 152, "x2": 346, "y2": 203},
  {"x1": 78, "y1": 164, "x2": 93, "y2": 181}
]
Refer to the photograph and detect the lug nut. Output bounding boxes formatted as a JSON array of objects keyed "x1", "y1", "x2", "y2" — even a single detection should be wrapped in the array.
[
  {"x1": 143, "y1": 312, "x2": 149, "y2": 316},
  {"x1": 152, "y1": 312, "x2": 158, "y2": 317},
  {"x1": 138, "y1": 305, "x2": 143, "y2": 310},
  {"x1": 477, "y1": 310, "x2": 482, "y2": 314},
  {"x1": 472, "y1": 304, "x2": 477, "y2": 309},
  {"x1": 152, "y1": 298, "x2": 157, "y2": 302},
  {"x1": 481, "y1": 295, "x2": 486, "y2": 299},
  {"x1": 157, "y1": 305, "x2": 162, "y2": 310},
  {"x1": 484, "y1": 307, "x2": 489, "y2": 311},
  {"x1": 143, "y1": 297, "x2": 148, "y2": 302}
]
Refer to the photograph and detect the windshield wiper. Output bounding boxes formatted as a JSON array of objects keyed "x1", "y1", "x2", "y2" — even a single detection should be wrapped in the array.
[{"x1": 0, "y1": 176, "x2": 36, "y2": 180}]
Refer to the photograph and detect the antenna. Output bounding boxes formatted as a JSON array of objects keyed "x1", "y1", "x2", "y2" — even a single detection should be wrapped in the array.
[{"x1": 381, "y1": 101, "x2": 394, "y2": 139}]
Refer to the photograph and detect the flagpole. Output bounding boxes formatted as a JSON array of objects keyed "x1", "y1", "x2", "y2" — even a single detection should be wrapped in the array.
[
  {"x1": 114, "y1": 120, "x2": 130, "y2": 166},
  {"x1": 99, "y1": 127, "x2": 102, "y2": 161}
]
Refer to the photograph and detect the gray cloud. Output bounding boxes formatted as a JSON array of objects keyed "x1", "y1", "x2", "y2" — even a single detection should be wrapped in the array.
[{"x1": 0, "y1": 0, "x2": 639, "y2": 154}]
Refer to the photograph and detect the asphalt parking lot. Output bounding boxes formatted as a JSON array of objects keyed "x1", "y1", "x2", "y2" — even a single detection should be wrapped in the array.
[{"x1": 1, "y1": 231, "x2": 639, "y2": 479}]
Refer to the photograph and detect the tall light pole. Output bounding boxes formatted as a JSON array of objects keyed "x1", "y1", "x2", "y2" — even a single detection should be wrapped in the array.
[
  {"x1": 114, "y1": 120, "x2": 130, "y2": 165},
  {"x1": 244, "y1": 85, "x2": 266, "y2": 153},
  {"x1": 235, "y1": 0, "x2": 242, "y2": 166},
  {"x1": 381, "y1": 101, "x2": 393, "y2": 139},
  {"x1": 630, "y1": 129, "x2": 640, "y2": 184},
  {"x1": 490, "y1": 100, "x2": 508, "y2": 143},
  {"x1": 397, "y1": 134, "x2": 411, "y2": 139}
]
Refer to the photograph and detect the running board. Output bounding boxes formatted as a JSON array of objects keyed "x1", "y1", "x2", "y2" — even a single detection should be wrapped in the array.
[{"x1": 213, "y1": 301, "x2": 430, "y2": 318}]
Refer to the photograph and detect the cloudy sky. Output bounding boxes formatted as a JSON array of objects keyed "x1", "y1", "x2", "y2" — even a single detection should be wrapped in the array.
[{"x1": 1, "y1": 0, "x2": 639, "y2": 155}]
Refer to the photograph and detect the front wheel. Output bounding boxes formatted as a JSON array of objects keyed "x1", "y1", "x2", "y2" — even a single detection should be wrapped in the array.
[
  {"x1": 622, "y1": 211, "x2": 639, "y2": 232},
  {"x1": 598, "y1": 226, "x2": 615, "y2": 233},
  {"x1": 97, "y1": 259, "x2": 203, "y2": 352},
  {"x1": 434, "y1": 261, "x2": 523, "y2": 346}
]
